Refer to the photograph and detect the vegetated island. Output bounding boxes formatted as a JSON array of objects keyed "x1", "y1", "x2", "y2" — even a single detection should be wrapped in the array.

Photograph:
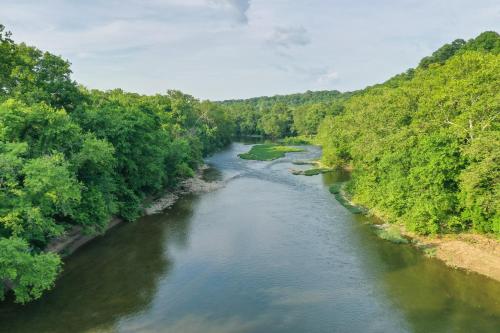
[{"x1": 238, "y1": 144, "x2": 304, "y2": 161}]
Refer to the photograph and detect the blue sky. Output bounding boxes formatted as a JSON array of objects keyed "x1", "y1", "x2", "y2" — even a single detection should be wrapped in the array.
[{"x1": 1, "y1": 0, "x2": 499, "y2": 100}]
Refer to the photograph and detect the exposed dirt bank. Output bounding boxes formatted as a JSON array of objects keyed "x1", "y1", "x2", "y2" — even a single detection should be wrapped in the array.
[
  {"x1": 46, "y1": 165, "x2": 221, "y2": 257},
  {"x1": 337, "y1": 182, "x2": 500, "y2": 282},
  {"x1": 407, "y1": 231, "x2": 500, "y2": 282},
  {"x1": 45, "y1": 217, "x2": 123, "y2": 256}
]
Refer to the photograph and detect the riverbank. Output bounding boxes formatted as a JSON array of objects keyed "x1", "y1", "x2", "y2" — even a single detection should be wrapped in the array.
[
  {"x1": 334, "y1": 182, "x2": 500, "y2": 282},
  {"x1": 144, "y1": 164, "x2": 224, "y2": 215},
  {"x1": 46, "y1": 165, "x2": 220, "y2": 257},
  {"x1": 406, "y1": 229, "x2": 500, "y2": 281},
  {"x1": 4, "y1": 142, "x2": 500, "y2": 332}
]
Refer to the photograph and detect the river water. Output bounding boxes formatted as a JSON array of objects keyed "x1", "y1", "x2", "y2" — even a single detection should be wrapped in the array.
[{"x1": 1, "y1": 143, "x2": 499, "y2": 333}]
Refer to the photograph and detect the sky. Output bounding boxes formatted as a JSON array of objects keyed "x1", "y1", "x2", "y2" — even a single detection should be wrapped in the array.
[{"x1": 0, "y1": 0, "x2": 499, "y2": 100}]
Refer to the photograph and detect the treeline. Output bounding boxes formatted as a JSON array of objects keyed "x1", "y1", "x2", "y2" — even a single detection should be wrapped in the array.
[
  {"x1": 220, "y1": 89, "x2": 345, "y2": 108},
  {"x1": 0, "y1": 25, "x2": 233, "y2": 303},
  {"x1": 220, "y1": 90, "x2": 353, "y2": 137}
]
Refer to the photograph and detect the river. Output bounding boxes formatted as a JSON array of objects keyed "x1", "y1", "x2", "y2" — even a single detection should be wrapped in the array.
[{"x1": 1, "y1": 143, "x2": 499, "y2": 333}]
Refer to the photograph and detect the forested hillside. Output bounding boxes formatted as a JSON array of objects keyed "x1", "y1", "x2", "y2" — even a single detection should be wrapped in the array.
[
  {"x1": 220, "y1": 90, "x2": 354, "y2": 137},
  {"x1": 0, "y1": 25, "x2": 234, "y2": 303},
  {"x1": 317, "y1": 31, "x2": 499, "y2": 235}
]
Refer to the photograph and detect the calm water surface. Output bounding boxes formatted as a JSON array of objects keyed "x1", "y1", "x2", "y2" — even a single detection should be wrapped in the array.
[{"x1": 1, "y1": 143, "x2": 499, "y2": 333}]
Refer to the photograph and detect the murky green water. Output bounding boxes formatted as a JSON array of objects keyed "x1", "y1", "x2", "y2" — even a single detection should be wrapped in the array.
[{"x1": 1, "y1": 144, "x2": 499, "y2": 333}]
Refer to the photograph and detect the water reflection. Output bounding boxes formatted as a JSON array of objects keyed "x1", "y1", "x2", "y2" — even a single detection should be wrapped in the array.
[
  {"x1": 375, "y1": 238, "x2": 500, "y2": 333},
  {"x1": 343, "y1": 208, "x2": 500, "y2": 333},
  {"x1": 1, "y1": 144, "x2": 499, "y2": 333},
  {"x1": 320, "y1": 168, "x2": 500, "y2": 333},
  {"x1": 0, "y1": 196, "x2": 197, "y2": 333}
]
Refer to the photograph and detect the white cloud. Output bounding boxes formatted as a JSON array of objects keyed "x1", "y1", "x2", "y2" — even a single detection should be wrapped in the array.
[
  {"x1": 317, "y1": 70, "x2": 339, "y2": 84},
  {"x1": 267, "y1": 26, "x2": 311, "y2": 48},
  {"x1": 210, "y1": 0, "x2": 251, "y2": 23}
]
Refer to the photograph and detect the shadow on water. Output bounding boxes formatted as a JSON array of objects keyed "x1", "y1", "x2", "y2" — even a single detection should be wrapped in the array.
[
  {"x1": 1, "y1": 144, "x2": 499, "y2": 333},
  {"x1": 321, "y1": 166, "x2": 500, "y2": 333},
  {"x1": 352, "y1": 215, "x2": 500, "y2": 333},
  {"x1": 0, "y1": 195, "x2": 199, "y2": 333}
]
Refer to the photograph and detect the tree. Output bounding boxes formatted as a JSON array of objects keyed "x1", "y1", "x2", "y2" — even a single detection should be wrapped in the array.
[
  {"x1": 292, "y1": 103, "x2": 329, "y2": 136},
  {"x1": 258, "y1": 102, "x2": 293, "y2": 138},
  {"x1": 0, "y1": 237, "x2": 61, "y2": 303}
]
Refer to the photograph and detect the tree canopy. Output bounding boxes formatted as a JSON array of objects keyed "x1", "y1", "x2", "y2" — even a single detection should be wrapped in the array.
[
  {"x1": 317, "y1": 33, "x2": 499, "y2": 235},
  {"x1": 0, "y1": 25, "x2": 235, "y2": 303}
]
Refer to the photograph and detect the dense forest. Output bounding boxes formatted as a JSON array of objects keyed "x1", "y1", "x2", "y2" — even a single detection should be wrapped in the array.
[
  {"x1": 0, "y1": 24, "x2": 234, "y2": 303},
  {"x1": 317, "y1": 32, "x2": 499, "y2": 235},
  {"x1": 0, "y1": 24, "x2": 498, "y2": 304},
  {"x1": 220, "y1": 90, "x2": 353, "y2": 137}
]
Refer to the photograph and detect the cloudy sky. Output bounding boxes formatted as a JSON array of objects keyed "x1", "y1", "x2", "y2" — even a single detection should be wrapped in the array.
[{"x1": 1, "y1": 0, "x2": 499, "y2": 100}]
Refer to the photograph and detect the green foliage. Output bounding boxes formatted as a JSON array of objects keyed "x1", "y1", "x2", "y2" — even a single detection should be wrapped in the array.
[
  {"x1": 0, "y1": 150, "x2": 81, "y2": 244},
  {"x1": 301, "y1": 168, "x2": 332, "y2": 176},
  {"x1": 72, "y1": 134, "x2": 117, "y2": 232},
  {"x1": 280, "y1": 136, "x2": 313, "y2": 145},
  {"x1": 328, "y1": 182, "x2": 364, "y2": 214},
  {"x1": 221, "y1": 90, "x2": 344, "y2": 108},
  {"x1": 21, "y1": 154, "x2": 82, "y2": 239},
  {"x1": 0, "y1": 26, "x2": 238, "y2": 303},
  {"x1": 292, "y1": 103, "x2": 327, "y2": 135},
  {"x1": 239, "y1": 144, "x2": 304, "y2": 161},
  {"x1": 462, "y1": 31, "x2": 500, "y2": 54},
  {"x1": 0, "y1": 25, "x2": 83, "y2": 110},
  {"x1": 0, "y1": 237, "x2": 62, "y2": 303},
  {"x1": 458, "y1": 133, "x2": 500, "y2": 233},
  {"x1": 329, "y1": 184, "x2": 342, "y2": 194},
  {"x1": 0, "y1": 23, "x2": 498, "y2": 304},
  {"x1": 0, "y1": 99, "x2": 83, "y2": 157},
  {"x1": 318, "y1": 32, "x2": 500, "y2": 235},
  {"x1": 418, "y1": 32, "x2": 499, "y2": 69},
  {"x1": 375, "y1": 226, "x2": 409, "y2": 244},
  {"x1": 221, "y1": 90, "x2": 353, "y2": 138},
  {"x1": 258, "y1": 103, "x2": 294, "y2": 138},
  {"x1": 419, "y1": 39, "x2": 467, "y2": 68}
]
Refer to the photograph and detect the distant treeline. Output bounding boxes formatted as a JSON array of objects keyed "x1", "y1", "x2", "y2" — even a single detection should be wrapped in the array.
[
  {"x1": 219, "y1": 90, "x2": 355, "y2": 137},
  {"x1": 223, "y1": 31, "x2": 500, "y2": 237}
]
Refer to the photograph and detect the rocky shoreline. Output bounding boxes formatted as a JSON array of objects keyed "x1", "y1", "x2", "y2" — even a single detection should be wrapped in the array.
[{"x1": 46, "y1": 165, "x2": 222, "y2": 257}]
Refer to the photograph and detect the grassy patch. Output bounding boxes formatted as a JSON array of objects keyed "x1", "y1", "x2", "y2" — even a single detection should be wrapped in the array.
[
  {"x1": 329, "y1": 183, "x2": 342, "y2": 194},
  {"x1": 290, "y1": 165, "x2": 333, "y2": 176},
  {"x1": 292, "y1": 160, "x2": 318, "y2": 166},
  {"x1": 375, "y1": 225, "x2": 409, "y2": 244},
  {"x1": 303, "y1": 168, "x2": 332, "y2": 176},
  {"x1": 328, "y1": 182, "x2": 364, "y2": 214},
  {"x1": 239, "y1": 144, "x2": 304, "y2": 161}
]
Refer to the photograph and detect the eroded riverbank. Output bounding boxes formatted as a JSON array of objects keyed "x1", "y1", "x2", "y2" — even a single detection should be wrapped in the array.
[
  {"x1": 329, "y1": 181, "x2": 500, "y2": 282},
  {"x1": 46, "y1": 165, "x2": 221, "y2": 257}
]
